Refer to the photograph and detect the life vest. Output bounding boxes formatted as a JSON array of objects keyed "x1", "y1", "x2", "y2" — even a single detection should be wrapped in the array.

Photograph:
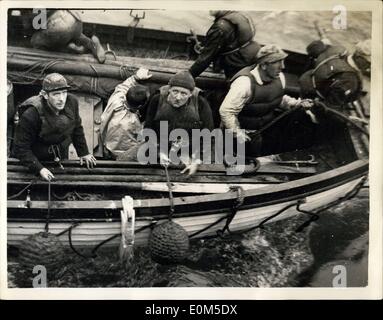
[
  {"x1": 230, "y1": 67, "x2": 285, "y2": 130},
  {"x1": 153, "y1": 85, "x2": 203, "y2": 134},
  {"x1": 219, "y1": 12, "x2": 255, "y2": 54},
  {"x1": 17, "y1": 94, "x2": 77, "y2": 148},
  {"x1": 311, "y1": 46, "x2": 362, "y2": 104}
]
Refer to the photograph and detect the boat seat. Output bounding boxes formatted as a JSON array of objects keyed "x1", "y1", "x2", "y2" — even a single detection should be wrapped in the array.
[{"x1": 284, "y1": 72, "x2": 301, "y2": 97}]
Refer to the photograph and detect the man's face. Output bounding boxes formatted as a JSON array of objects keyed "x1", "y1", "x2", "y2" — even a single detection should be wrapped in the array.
[
  {"x1": 167, "y1": 86, "x2": 192, "y2": 108},
  {"x1": 44, "y1": 90, "x2": 68, "y2": 111},
  {"x1": 263, "y1": 60, "x2": 285, "y2": 79}
]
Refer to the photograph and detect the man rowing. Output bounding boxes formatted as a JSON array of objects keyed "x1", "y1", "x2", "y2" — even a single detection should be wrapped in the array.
[{"x1": 219, "y1": 44, "x2": 318, "y2": 157}]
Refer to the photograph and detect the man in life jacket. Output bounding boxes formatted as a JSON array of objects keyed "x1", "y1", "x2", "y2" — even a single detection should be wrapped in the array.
[
  {"x1": 299, "y1": 39, "x2": 370, "y2": 163},
  {"x1": 189, "y1": 11, "x2": 261, "y2": 79},
  {"x1": 347, "y1": 39, "x2": 371, "y2": 117},
  {"x1": 13, "y1": 73, "x2": 96, "y2": 181},
  {"x1": 99, "y1": 68, "x2": 151, "y2": 160},
  {"x1": 144, "y1": 71, "x2": 214, "y2": 175},
  {"x1": 30, "y1": 10, "x2": 106, "y2": 63},
  {"x1": 219, "y1": 44, "x2": 317, "y2": 157},
  {"x1": 298, "y1": 38, "x2": 363, "y2": 106}
]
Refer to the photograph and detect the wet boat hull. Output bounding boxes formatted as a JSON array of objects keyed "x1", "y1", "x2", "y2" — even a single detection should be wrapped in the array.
[{"x1": 8, "y1": 160, "x2": 367, "y2": 248}]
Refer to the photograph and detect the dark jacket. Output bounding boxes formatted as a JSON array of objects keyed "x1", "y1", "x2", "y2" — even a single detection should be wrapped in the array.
[
  {"x1": 299, "y1": 41, "x2": 362, "y2": 105},
  {"x1": 145, "y1": 88, "x2": 214, "y2": 133},
  {"x1": 144, "y1": 88, "x2": 215, "y2": 161},
  {"x1": 13, "y1": 93, "x2": 89, "y2": 173},
  {"x1": 189, "y1": 11, "x2": 260, "y2": 79}
]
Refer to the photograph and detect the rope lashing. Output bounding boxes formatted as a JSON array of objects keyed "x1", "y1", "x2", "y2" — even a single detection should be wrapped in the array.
[
  {"x1": 78, "y1": 175, "x2": 368, "y2": 256},
  {"x1": 189, "y1": 215, "x2": 228, "y2": 239},
  {"x1": 7, "y1": 178, "x2": 38, "y2": 200},
  {"x1": 68, "y1": 225, "x2": 97, "y2": 259},
  {"x1": 62, "y1": 220, "x2": 156, "y2": 259},
  {"x1": 52, "y1": 190, "x2": 104, "y2": 201},
  {"x1": 22, "y1": 60, "x2": 65, "y2": 81},
  {"x1": 56, "y1": 222, "x2": 81, "y2": 237},
  {"x1": 244, "y1": 201, "x2": 301, "y2": 233},
  {"x1": 91, "y1": 223, "x2": 156, "y2": 256},
  {"x1": 119, "y1": 65, "x2": 135, "y2": 80},
  {"x1": 295, "y1": 175, "x2": 367, "y2": 231},
  {"x1": 294, "y1": 201, "x2": 320, "y2": 232},
  {"x1": 90, "y1": 76, "x2": 99, "y2": 95},
  {"x1": 48, "y1": 144, "x2": 64, "y2": 170}
]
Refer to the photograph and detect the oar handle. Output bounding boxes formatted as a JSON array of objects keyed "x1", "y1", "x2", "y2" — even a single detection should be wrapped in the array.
[{"x1": 314, "y1": 99, "x2": 369, "y2": 137}]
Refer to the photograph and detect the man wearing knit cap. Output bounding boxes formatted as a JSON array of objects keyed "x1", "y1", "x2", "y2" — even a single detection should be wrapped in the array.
[
  {"x1": 220, "y1": 44, "x2": 317, "y2": 156},
  {"x1": 145, "y1": 71, "x2": 214, "y2": 175},
  {"x1": 13, "y1": 73, "x2": 96, "y2": 181},
  {"x1": 100, "y1": 68, "x2": 152, "y2": 160}
]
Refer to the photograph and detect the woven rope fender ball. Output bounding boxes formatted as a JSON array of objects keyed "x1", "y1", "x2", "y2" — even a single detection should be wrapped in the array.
[
  {"x1": 149, "y1": 220, "x2": 190, "y2": 264},
  {"x1": 18, "y1": 232, "x2": 65, "y2": 272}
]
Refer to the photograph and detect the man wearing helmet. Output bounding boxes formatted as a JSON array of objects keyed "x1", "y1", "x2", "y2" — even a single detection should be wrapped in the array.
[
  {"x1": 13, "y1": 73, "x2": 96, "y2": 181},
  {"x1": 219, "y1": 44, "x2": 317, "y2": 156}
]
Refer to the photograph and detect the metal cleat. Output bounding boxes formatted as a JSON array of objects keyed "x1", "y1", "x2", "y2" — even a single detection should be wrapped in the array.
[{"x1": 104, "y1": 43, "x2": 117, "y2": 61}]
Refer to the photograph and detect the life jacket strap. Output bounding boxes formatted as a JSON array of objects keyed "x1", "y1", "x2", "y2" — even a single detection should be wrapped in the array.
[{"x1": 220, "y1": 40, "x2": 252, "y2": 56}]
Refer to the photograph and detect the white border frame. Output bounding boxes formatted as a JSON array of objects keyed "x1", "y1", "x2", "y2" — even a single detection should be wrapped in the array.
[{"x1": 0, "y1": 0, "x2": 381, "y2": 300}]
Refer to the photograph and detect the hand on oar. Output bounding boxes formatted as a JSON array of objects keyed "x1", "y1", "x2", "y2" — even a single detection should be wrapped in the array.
[
  {"x1": 40, "y1": 168, "x2": 55, "y2": 181},
  {"x1": 181, "y1": 159, "x2": 202, "y2": 177},
  {"x1": 80, "y1": 154, "x2": 97, "y2": 169},
  {"x1": 181, "y1": 163, "x2": 199, "y2": 176},
  {"x1": 297, "y1": 98, "x2": 314, "y2": 110},
  {"x1": 234, "y1": 129, "x2": 251, "y2": 143},
  {"x1": 296, "y1": 99, "x2": 318, "y2": 123},
  {"x1": 159, "y1": 152, "x2": 171, "y2": 167}
]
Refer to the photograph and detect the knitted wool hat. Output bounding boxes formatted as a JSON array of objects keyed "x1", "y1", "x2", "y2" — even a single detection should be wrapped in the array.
[
  {"x1": 126, "y1": 85, "x2": 150, "y2": 108},
  {"x1": 168, "y1": 71, "x2": 195, "y2": 91}
]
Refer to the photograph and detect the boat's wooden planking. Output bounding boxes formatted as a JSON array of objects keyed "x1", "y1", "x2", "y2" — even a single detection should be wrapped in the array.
[
  {"x1": 7, "y1": 160, "x2": 368, "y2": 213},
  {"x1": 7, "y1": 177, "x2": 365, "y2": 247}
]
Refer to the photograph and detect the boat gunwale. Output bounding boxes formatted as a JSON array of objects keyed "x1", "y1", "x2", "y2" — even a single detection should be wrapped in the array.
[{"x1": 7, "y1": 159, "x2": 368, "y2": 220}]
